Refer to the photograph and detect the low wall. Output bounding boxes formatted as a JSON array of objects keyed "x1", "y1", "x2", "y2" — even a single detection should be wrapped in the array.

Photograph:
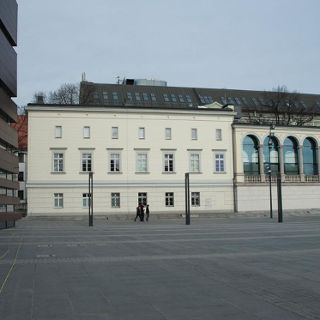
[{"x1": 237, "y1": 184, "x2": 320, "y2": 212}]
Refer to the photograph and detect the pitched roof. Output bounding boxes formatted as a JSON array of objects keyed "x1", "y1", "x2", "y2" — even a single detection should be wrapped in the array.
[{"x1": 79, "y1": 81, "x2": 320, "y2": 113}]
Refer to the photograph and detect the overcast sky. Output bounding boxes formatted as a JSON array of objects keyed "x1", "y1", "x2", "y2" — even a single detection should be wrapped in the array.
[{"x1": 15, "y1": 0, "x2": 320, "y2": 106}]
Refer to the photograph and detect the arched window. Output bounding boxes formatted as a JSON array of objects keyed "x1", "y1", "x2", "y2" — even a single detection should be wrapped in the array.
[
  {"x1": 303, "y1": 138, "x2": 318, "y2": 176},
  {"x1": 243, "y1": 135, "x2": 259, "y2": 175},
  {"x1": 283, "y1": 137, "x2": 299, "y2": 175},
  {"x1": 263, "y1": 136, "x2": 279, "y2": 175}
]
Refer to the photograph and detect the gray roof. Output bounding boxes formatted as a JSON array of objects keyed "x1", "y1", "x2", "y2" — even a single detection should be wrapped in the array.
[{"x1": 79, "y1": 81, "x2": 320, "y2": 113}]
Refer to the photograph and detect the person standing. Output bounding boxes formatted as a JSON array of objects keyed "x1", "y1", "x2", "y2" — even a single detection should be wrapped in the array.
[
  {"x1": 139, "y1": 204, "x2": 145, "y2": 222},
  {"x1": 146, "y1": 204, "x2": 150, "y2": 222},
  {"x1": 134, "y1": 206, "x2": 140, "y2": 222}
]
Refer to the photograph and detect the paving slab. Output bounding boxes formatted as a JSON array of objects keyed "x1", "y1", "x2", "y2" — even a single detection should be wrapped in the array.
[{"x1": 0, "y1": 216, "x2": 320, "y2": 319}]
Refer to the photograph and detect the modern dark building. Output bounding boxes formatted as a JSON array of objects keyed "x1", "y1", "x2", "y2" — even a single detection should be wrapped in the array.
[{"x1": 0, "y1": 0, "x2": 20, "y2": 228}]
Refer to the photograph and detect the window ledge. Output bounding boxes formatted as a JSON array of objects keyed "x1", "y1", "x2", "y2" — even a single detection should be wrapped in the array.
[
  {"x1": 51, "y1": 172, "x2": 66, "y2": 174},
  {"x1": 162, "y1": 172, "x2": 177, "y2": 174},
  {"x1": 214, "y1": 172, "x2": 227, "y2": 174},
  {"x1": 79, "y1": 171, "x2": 95, "y2": 174}
]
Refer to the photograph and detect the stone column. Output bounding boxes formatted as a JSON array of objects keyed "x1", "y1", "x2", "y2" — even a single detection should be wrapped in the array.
[
  {"x1": 258, "y1": 144, "x2": 265, "y2": 182},
  {"x1": 298, "y1": 145, "x2": 304, "y2": 182}
]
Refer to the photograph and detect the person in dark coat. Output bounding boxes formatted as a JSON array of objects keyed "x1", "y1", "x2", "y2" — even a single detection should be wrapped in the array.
[
  {"x1": 146, "y1": 204, "x2": 150, "y2": 222},
  {"x1": 134, "y1": 206, "x2": 140, "y2": 222},
  {"x1": 139, "y1": 204, "x2": 145, "y2": 222}
]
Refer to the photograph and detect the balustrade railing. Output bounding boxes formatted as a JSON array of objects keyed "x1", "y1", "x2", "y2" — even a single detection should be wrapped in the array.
[
  {"x1": 284, "y1": 175, "x2": 301, "y2": 182},
  {"x1": 241, "y1": 174, "x2": 320, "y2": 184},
  {"x1": 304, "y1": 175, "x2": 319, "y2": 182},
  {"x1": 244, "y1": 175, "x2": 261, "y2": 183}
]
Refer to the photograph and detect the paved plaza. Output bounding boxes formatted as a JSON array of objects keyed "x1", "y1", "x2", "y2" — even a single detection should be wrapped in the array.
[{"x1": 1, "y1": 215, "x2": 320, "y2": 319}]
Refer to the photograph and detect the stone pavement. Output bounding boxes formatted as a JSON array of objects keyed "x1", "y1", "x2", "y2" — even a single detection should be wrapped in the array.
[{"x1": 1, "y1": 215, "x2": 320, "y2": 319}]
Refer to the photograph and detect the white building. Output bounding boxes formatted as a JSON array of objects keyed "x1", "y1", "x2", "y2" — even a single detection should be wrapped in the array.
[
  {"x1": 27, "y1": 103, "x2": 235, "y2": 217},
  {"x1": 26, "y1": 80, "x2": 320, "y2": 217}
]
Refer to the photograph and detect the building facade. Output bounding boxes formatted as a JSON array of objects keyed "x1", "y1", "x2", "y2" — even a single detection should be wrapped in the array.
[
  {"x1": 11, "y1": 115, "x2": 28, "y2": 213},
  {"x1": 233, "y1": 124, "x2": 320, "y2": 213},
  {"x1": 27, "y1": 80, "x2": 320, "y2": 217},
  {"x1": 27, "y1": 104, "x2": 235, "y2": 216},
  {"x1": 0, "y1": 0, "x2": 19, "y2": 227}
]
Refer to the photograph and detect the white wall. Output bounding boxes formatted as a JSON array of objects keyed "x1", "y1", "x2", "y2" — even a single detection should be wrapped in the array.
[{"x1": 27, "y1": 106, "x2": 235, "y2": 216}]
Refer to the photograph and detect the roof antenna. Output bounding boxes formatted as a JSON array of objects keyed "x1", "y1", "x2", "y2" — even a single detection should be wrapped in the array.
[
  {"x1": 116, "y1": 76, "x2": 120, "y2": 84},
  {"x1": 81, "y1": 72, "x2": 86, "y2": 81}
]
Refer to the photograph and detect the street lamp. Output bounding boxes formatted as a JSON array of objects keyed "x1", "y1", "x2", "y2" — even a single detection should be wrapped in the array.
[
  {"x1": 268, "y1": 125, "x2": 275, "y2": 219},
  {"x1": 88, "y1": 171, "x2": 93, "y2": 226}
]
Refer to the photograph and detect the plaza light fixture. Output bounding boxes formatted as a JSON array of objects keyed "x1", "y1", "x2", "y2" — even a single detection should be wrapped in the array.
[{"x1": 268, "y1": 124, "x2": 275, "y2": 219}]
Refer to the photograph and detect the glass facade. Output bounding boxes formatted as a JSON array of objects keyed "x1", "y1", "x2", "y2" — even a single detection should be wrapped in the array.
[
  {"x1": 283, "y1": 137, "x2": 299, "y2": 175},
  {"x1": 303, "y1": 138, "x2": 318, "y2": 176},
  {"x1": 243, "y1": 135, "x2": 259, "y2": 175}
]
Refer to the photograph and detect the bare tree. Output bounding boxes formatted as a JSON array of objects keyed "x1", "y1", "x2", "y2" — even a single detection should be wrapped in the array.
[
  {"x1": 48, "y1": 83, "x2": 79, "y2": 104},
  {"x1": 245, "y1": 86, "x2": 316, "y2": 126}
]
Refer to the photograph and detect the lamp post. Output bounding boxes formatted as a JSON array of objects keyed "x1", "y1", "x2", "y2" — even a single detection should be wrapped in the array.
[
  {"x1": 268, "y1": 125, "x2": 275, "y2": 219},
  {"x1": 88, "y1": 171, "x2": 93, "y2": 227},
  {"x1": 185, "y1": 173, "x2": 190, "y2": 225}
]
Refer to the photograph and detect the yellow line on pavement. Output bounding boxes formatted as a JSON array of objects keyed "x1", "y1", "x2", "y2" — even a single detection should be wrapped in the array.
[{"x1": 0, "y1": 242, "x2": 22, "y2": 295}]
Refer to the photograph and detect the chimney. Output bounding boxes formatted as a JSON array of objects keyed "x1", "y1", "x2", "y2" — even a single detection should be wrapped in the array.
[{"x1": 36, "y1": 95, "x2": 44, "y2": 104}]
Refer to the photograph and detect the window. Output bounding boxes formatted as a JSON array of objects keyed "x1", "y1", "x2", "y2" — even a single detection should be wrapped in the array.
[
  {"x1": 135, "y1": 92, "x2": 141, "y2": 101},
  {"x1": 138, "y1": 127, "x2": 145, "y2": 139},
  {"x1": 171, "y1": 94, "x2": 177, "y2": 102},
  {"x1": 18, "y1": 190, "x2": 24, "y2": 200},
  {"x1": 190, "y1": 153, "x2": 200, "y2": 173},
  {"x1": 111, "y1": 193, "x2": 120, "y2": 208},
  {"x1": 112, "y1": 92, "x2": 119, "y2": 101},
  {"x1": 81, "y1": 152, "x2": 92, "y2": 172},
  {"x1": 55, "y1": 126, "x2": 62, "y2": 138},
  {"x1": 109, "y1": 153, "x2": 120, "y2": 172},
  {"x1": 136, "y1": 153, "x2": 148, "y2": 172},
  {"x1": 112, "y1": 127, "x2": 119, "y2": 139},
  {"x1": 127, "y1": 92, "x2": 133, "y2": 101},
  {"x1": 83, "y1": 126, "x2": 90, "y2": 139},
  {"x1": 54, "y1": 193, "x2": 63, "y2": 208},
  {"x1": 165, "y1": 128, "x2": 172, "y2": 140},
  {"x1": 150, "y1": 93, "x2": 157, "y2": 102},
  {"x1": 93, "y1": 91, "x2": 99, "y2": 101},
  {"x1": 163, "y1": 94, "x2": 170, "y2": 102},
  {"x1": 53, "y1": 152, "x2": 64, "y2": 172},
  {"x1": 263, "y1": 136, "x2": 279, "y2": 175},
  {"x1": 142, "y1": 93, "x2": 149, "y2": 101},
  {"x1": 185, "y1": 95, "x2": 192, "y2": 103},
  {"x1": 283, "y1": 137, "x2": 299, "y2": 175},
  {"x1": 18, "y1": 171, "x2": 24, "y2": 181},
  {"x1": 243, "y1": 135, "x2": 260, "y2": 176},
  {"x1": 138, "y1": 192, "x2": 147, "y2": 206},
  {"x1": 83, "y1": 193, "x2": 90, "y2": 208},
  {"x1": 102, "y1": 91, "x2": 108, "y2": 100},
  {"x1": 178, "y1": 95, "x2": 184, "y2": 102},
  {"x1": 303, "y1": 138, "x2": 318, "y2": 176},
  {"x1": 191, "y1": 128, "x2": 198, "y2": 140},
  {"x1": 165, "y1": 192, "x2": 174, "y2": 207},
  {"x1": 18, "y1": 153, "x2": 25, "y2": 163},
  {"x1": 164, "y1": 153, "x2": 174, "y2": 172},
  {"x1": 191, "y1": 192, "x2": 200, "y2": 207},
  {"x1": 216, "y1": 129, "x2": 222, "y2": 141},
  {"x1": 215, "y1": 153, "x2": 225, "y2": 172}
]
